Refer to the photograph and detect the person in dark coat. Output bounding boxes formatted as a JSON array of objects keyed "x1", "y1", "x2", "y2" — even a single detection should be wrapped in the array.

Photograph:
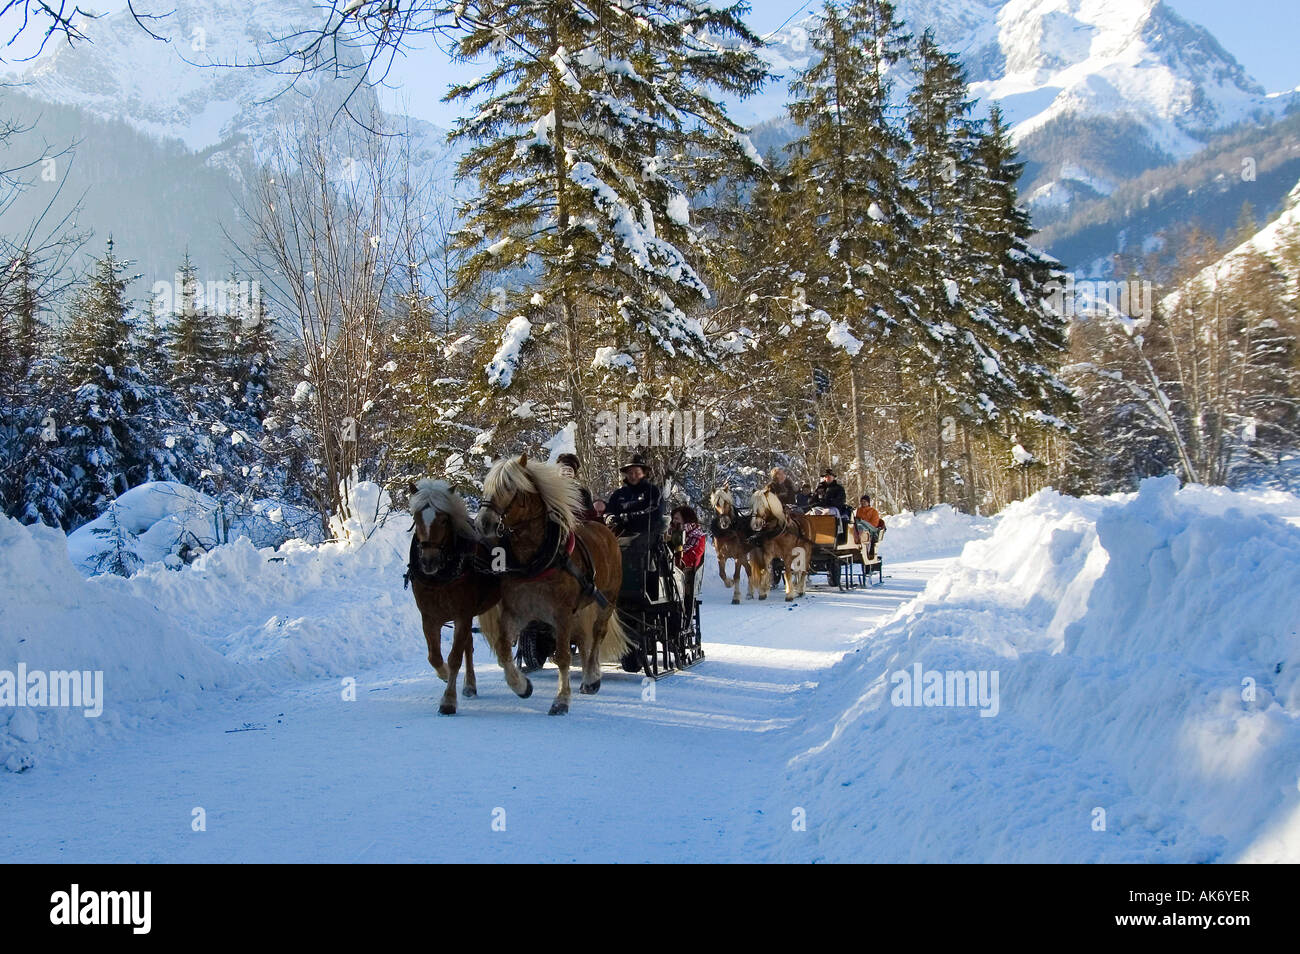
[
  {"x1": 604, "y1": 453, "x2": 663, "y2": 538},
  {"x1": 812, "y1": 468, "x2": 847, "y2": 514},
  {"x1": 794, "y1": 485, "x2": 813, "y2": 509},
  {"x1": 556, "y1": 452, "x2": 599, "y2": 521}
]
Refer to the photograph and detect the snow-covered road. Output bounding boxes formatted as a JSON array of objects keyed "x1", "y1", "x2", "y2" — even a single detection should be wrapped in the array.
[
  {"x1": 5, "y1": 480, "x2": 1299, "y2": 863},
  {"x1": 0, "y1": 559, "x2": 942, "y2": 863}
]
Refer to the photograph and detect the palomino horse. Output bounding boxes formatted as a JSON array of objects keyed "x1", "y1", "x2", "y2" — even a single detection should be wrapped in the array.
[
  {"x1": 748, "y1": 487, "x2": 812, "y2": 602},
  {"x1": 407, "y1": 479, "x2": 527, "y2": 714},
  {"x1": 708, "y1": 486, "x2": 755, "y2": 604},
  {"x1": 476, "y1": 454, "x2": 630, "y2": 715}
]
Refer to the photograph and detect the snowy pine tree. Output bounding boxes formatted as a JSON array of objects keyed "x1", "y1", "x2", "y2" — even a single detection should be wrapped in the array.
[
  {"x1": 786, "y1": 0, "x2": 916, "y2": 487},
  {"x1": 444, "y1": 0, "x2": 766, "y2": 457},
  {"x1": 57, "y1": 238, "x2": 151, "y2": 526}
]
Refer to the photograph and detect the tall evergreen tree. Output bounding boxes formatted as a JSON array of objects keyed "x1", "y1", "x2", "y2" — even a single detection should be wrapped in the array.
[
  {"x1": 786, "y1": 0, "x2": 915, "y2": 486},
  {"x1": 444, "y1": 0, "x2": 767, "y2": 458},
  {"x1": 58, "y1": 238, "x2": 149, "y2": 524},
  {"x1": 902, "y1": 31, "x2": 999, "y2": 504},
  {"x1": 965, "y1": 106, "x2": 1075, "y2": 453}
]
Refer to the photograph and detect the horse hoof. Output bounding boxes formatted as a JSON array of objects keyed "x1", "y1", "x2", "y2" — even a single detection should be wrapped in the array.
[
  {"x1": 520, "y1": 678, "x2": 533, "y2": 699},
  {"x1": 758, "y1": 594, "x2": 767, "y2": 601},
  {"x1": 548, "y1": 702, "x2": 569, "y2": 716},
  {"x1": 731, "y1": 598, "x2": 740, "y2": 605},
  {"x1": 438, "y1": 703, "x2": 456, "y2": 716},
  {"x1": 434, "y1": 664, "x2": 450, "y2": 681},
  {"x1": 580, "y1": 679, "x2": 601, "y2": 695},
  {"x1": 462, "y1": 685, "x2": 477, "y2": 699}
]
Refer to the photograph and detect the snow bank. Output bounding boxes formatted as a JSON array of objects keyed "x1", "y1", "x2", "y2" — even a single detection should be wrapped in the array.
[
  {"x1": 91, "y1": 512, "x2": 421, "y2": 685},
  {"x1": 775, "y1": 478, "x2": 1300, "y2": 862},
  {"x1": 0, "y1": 517, "x2": 243, "y2": 772},
  {"x1": 4, "y1": 480, "x2": 423, "y2": 770},
  {"x1": 66, "y1": 481, "x2": 315, "y2": 574},
  {"x1": 879, "y1": 504, "x2": 993, "y2": 562}
]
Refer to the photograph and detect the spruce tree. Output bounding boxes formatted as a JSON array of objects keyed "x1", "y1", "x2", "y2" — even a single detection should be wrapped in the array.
[
  {"x1": 786, "y1": 0, "x2": 915, "y2": 488},
  {"x1": 443, "y1": 0, "x2": 767, "y2": 457},
  {"x1": 58, "y1": 238, "x2": 149, "y2": 525},
  {"x1": 965, "y1": 106, "x2": 1075, "y2": 454}
]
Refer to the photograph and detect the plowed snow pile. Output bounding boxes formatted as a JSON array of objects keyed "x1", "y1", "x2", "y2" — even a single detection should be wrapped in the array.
[
  {"x1": 773, "y1": 476, "x2": 1300, "y2": 862},
  {"x1": 0, "y1": 519, "x2": 243, "y2": 771},
  {"x1": 1, "y1": 482, "x2": 421, "y2": 770}
]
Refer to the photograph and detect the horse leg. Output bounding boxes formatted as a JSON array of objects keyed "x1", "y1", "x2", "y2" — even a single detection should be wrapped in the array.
[
  {"x1": 484, "y1": 607, "x2": 533, "y2": 699},
  {"x1": 422, "y1": 613, "x2": 449, "y2": 681},
  {"x1": 786, "y1": 545, "x2": 806, "y2": 602},
  {"x1": 438, "y1": 618, "x2": 470, "y2": 715},
  {"x1": 717, "y1": 555, "x2": 732, "y2": 589},
  {"x1": 580, "y1": 608, "x2": 608, "y2": 695},
  {"x1": 549, "y1": 614, "x2": 574, "y2": 716},
  {"x1": 752, "y1": 553, "x2": 768, "y2": 600},
  {"x1": 462, "y1": 633, "x2": 477, "y2": 699}
]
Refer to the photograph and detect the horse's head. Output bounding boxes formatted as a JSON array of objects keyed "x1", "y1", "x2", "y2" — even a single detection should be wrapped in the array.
[
  {"x1": 477, "y1": 453, "x2": 579, "y2": 544},
  {"x1": 408, "y1": 479, "x2": 474, "y2": 577},
  {"x1": 710, "y1": 487, "x2": 734, "y2": 528},
  {"x1": 749, "y1": 488, "x2": 782, "y2": 532}
]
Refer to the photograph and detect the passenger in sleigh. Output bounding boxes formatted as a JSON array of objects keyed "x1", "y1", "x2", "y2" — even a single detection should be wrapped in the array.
[
  {"x1": 808, "y1": 468, "x2": 850, "y2": 542},
  {"x1": 556, "y1": 452, "x2": 601, "y2": 522},
  {"x1": 604, "y1": 452, "x2": 664, "y2": 544},
  {"x1": 668, "y1": 506, "x2": 706, "y2": 638},
  {"x1": 853, "y1": 494, "x2": 887, "y2": 559}
]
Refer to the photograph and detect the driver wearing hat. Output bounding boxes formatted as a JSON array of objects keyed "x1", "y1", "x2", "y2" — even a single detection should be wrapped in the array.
[{"x1": 604, "y1": 452, "x2": 663, "y2": 538}]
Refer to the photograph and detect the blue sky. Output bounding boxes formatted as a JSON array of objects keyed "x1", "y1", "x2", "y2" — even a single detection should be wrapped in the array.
[
  {"x1": 743, "y1": 1, "x2": 1298, "y2": 94},
  {"x1": 379, "y1": 0, "x2": 1300, "y2": 127},
  {"x1": 4, "y1": 0, "x2": 1296, "y2": 126}
]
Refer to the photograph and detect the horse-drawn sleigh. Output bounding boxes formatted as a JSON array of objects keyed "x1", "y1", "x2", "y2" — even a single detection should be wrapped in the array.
[
  {"x1": 708, "y1": 485, "x2": 883, "y2": 598},
  {"x1": 404, "y1": 454, "x2": 703, "y2": 716}
]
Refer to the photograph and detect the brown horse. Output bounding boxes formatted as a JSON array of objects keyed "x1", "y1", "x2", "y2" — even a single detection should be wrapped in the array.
[
  {"x1": 748, "y1": 487, "x2": 811, "y2": 602},
  {"x1": 407, "y1": 479, "x2": 521, "y2": 715},
  {"x1": 708, "y1": 486, "x2": 755, "y2": 604},
  {"x1": 475, "y1": 454, "x2": 630, "y2": 715}
]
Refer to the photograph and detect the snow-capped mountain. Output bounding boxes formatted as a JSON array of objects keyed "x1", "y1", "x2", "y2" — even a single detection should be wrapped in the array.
[
  {"x1": 745, "y1": 0, "x2": 1291, "y2": 221},
  {"x1": 18, "y1": 0, "x2": 452, "y2": 171},
  {"x1": 4, "y1": 0, "x2": 453, "y2": 286}
]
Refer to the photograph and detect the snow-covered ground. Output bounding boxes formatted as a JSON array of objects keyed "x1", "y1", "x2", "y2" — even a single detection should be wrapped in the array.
[{"x1": 2, "y1": 479, "x2": 1297, "y2": 862}]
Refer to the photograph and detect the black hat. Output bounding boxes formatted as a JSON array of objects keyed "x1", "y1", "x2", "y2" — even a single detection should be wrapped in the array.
[
  {"x1": 620, "y1": 453, "x2": 651, "y2": 474},
  {"x1": 821, "y1": 468, "x2": 835, "y2": 478}
]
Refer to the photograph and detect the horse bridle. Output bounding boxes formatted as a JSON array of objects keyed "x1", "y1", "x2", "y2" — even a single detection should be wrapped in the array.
[{"x1": 406, "y1": 514, "x2": 469, "y2": 586}]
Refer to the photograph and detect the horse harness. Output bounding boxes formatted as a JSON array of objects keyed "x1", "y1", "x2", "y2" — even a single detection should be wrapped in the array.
[
  {"x1": 710, "y1": 509, "x2": 752, "y2": 543},
  {"x1": 473, "y1": 502, "x2": 609, "y2": 610}
]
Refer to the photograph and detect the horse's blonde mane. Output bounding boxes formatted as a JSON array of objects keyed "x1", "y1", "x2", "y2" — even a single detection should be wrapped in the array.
[
  {"x1": 710, "y1": 487, "x2": 734, "y2": 513},
  {"x1": 409, "y1": 479, "x2": 478, "y2": 540},
  {"x1": 750, "y1": 488, "x2": 784, "y2": 521},
  {"x1": 483, "y1": 456, "x2": 581, "y2": 534}
]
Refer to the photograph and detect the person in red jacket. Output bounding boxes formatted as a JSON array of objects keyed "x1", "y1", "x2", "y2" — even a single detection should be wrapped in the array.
[{"x1": 669, "y1": 505, "x2": 706, "y2": 636}]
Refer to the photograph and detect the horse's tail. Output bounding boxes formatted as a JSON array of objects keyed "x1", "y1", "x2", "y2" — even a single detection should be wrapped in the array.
[{"x1": 599, "y1": 607, "x2": 633, "y2": 663}]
